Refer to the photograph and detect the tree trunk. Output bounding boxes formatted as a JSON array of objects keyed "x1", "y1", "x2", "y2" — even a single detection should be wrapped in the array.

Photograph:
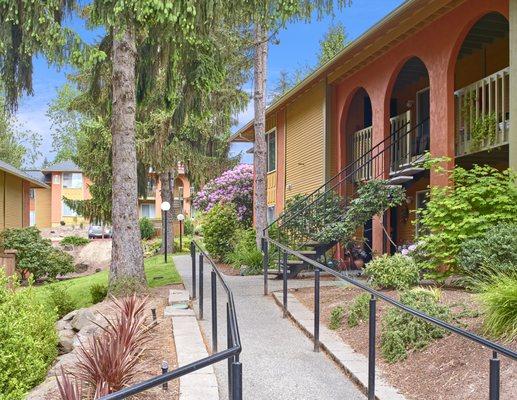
[
  {"x1": 159, "y1": 171, "x2": 175, "y2": 254},
  {"x1": 109, "y1": 23, "x2": 145, "y2": 289},
  {"x1": 253, "y1": 23, "x2": 268, "y2": 248}
]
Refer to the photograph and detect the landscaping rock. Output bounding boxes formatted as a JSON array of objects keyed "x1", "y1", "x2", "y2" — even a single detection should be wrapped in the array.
[
  {"x1": 49, "y1": 352, "x2": 79, "y2": 375},
  {"x1": 58, "y1": 329, "x2": 76, "y2": 354},
  {"x1": 74, "y1": 262, "x2": 89, "y2": 273},
  {"x1": 56, "y1": 318, "x2": 72, "y2": 331},
  {"x1": 61, "y1": 309, "x2": 79, "y2": 322},
  {"x1": 71, "y1": 309, "x2": 96, "y2": 331}
]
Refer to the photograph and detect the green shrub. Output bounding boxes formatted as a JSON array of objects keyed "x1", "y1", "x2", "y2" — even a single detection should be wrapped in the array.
[
  {"x1": 143, "y1": 239, "x2": 161, "y2": 257},
  {"x1": 90, "y1": 283, "x2": 108, "y2": 304},
  {"x1": 226, "y1": 229, "x2": 263, "y2": 275},
  {"x1": 202, "y1": 204, "x2": 239, "y2": 260},
  {"x1": 60, "y1": 235, "x2": 90, "y2": 246},
  {"x1": 347, "y1": 293, "x2": 370, "y2": 327},
  {"x1": 0, "y1": 273, "x2": 58, "y2": 399},
  {"x1": 139, "y1": 217, "x2": 156, "y2": 240},
  {"x1": 0, "y1": 227, "x2": 74, "y2": 280},
  {"x1": 381, "y1": 288, "x2": 451, "y2": 363},
  {"x1": 419, "y1": 165, "x2": 517, "y2": 271},
  {"x1": 329, "y1": 305, "x2": 345, "y2": 330},
  {"x1": 458, "y1": 223, "x2": 517, "y2": 277},
  {"x1": 476, "y1": 272, "x2": 517, "y2": 340},
  {"x1": 46, "y1": 285, "x2": 76, "y2": 318},
  {"x1": 184, "y1": 217, "x2": 194, "y2": 236},
  {"x1": 365, "y1": 254, "x2": 420, "y2": 290}
]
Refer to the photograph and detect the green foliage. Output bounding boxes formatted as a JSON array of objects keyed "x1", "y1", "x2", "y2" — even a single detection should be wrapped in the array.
[
  {"x1": 461, "y1": 94, "x2": 497, "y2": 150},
  {"x1": 0, "y1": 227, "x2": 74, "y2": 280},
  {"x1": 90, "y1": 283, "x2": 108, "y2": 304},
  {"x1": 184, "y1": 217, "x2": 194, "y2": 236},
  {"x1": 46, "y1": 285, "x2": 76, "y2": 318},
  {"x1": 202, "y1": 204, "x2": 239, "y2": 260},
  {"x1": 329, "y1": 305, "x2": 345, "y2": 330},
  {"x1": 381, "y1": 288, "x2": 451, "y2": 363},
  {"x1": 61, "y1": 235, "x2": 90, "y2": 246},
  {"x1": 419, "y1": 165, "x2": 517, "y2": 271},
  {"x1": 227, "y1": 229, "x2": 263, "y2": 275},
  {"x1": 0, "y1": 272, "x2": 58, "y2": 399},
  {"x1": 475, "y1": 272, "x2": 517, "y2": 340},
  {"x1": 458, "y1": 223, "x2": 517, "y2": 277},
  {"x1": 315, "y1": 180, "x2": 405, "y2": 244},
  {"x1": 143, "y1": 239, "x2": 162, "y2": 257},
  {"x1": 139, "y1": 217, "x2": 156, "y2": 240},
  {"x1": 365, "y1": 254, "x2": 420, "y2": 290},
  {"x1": 347, "y1": 293, "x2": 370, "y2": 327},
  {"x1": 318, "y1": 22, "x2": 347, "y2": 65}
]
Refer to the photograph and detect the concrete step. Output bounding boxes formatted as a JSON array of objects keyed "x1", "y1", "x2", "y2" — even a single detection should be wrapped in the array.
[{"x1": 168, "y1": 289, "x2": 190, "y2": 305}]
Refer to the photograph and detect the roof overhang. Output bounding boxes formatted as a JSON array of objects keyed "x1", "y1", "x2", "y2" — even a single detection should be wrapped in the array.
[
  {"x1": 230, "y1": 0, "x2": 464, "y2": 142},
  {"x1": 0, "y1": 166, "x2": 49, "y2": 189}
]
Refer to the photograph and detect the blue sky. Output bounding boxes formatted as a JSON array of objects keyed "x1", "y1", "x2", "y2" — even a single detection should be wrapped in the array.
[{"x1": 16, "y1": 0, "x2": 404, "y2": 167}]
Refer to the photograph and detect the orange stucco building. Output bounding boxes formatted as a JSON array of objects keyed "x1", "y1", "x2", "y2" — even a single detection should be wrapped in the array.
[{"x1": 232, "y1": 0, "x2": 516, "y2": 254}]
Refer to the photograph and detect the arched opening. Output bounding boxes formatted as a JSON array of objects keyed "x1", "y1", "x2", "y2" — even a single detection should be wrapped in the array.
[
  {"x1": 454, "y1": 12, "x2": 509, "y2": 167},
  {"x1": 388, "y1": 57, "x2": 430, "y2": 172},
  {"x1": 343, "y1": 87, "x2": 372, "y2": 179},
  {"x1": 387, "y1": 57, "x2": 430, "y2": 251}
]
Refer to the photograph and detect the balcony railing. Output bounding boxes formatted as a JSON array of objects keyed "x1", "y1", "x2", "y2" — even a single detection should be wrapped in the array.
[
  {"x1": 455, "y1": 67, "x2": 510, "y2": 156},
  {"x1": 351, "y1": 125, "x2": 373, "y2": 181}
]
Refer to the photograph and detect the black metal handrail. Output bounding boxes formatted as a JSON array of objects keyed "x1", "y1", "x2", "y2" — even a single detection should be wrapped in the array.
[
  {"x1": 267, "y1": 118, "x2": 428, "y2": 238},
  {"x1": 99, "y1": 241, "x2": 242, "y2": 399},
  {"x1": 262, "y1": 236, "x2": 516, "y2": 400}
]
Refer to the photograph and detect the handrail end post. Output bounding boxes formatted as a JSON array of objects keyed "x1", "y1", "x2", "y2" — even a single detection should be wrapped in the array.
[
  {"x1": 489, "y1": 351, "x2": 500, "y2": 400},
  {"x1": 368, "y1": 294, "x2": 377, "y2": 400},
  {"x1": 231, "y1": 361, "x2": 243, "y2": 400}
]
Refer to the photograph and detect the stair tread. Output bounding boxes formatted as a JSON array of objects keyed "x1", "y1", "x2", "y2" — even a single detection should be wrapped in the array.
[{"x1": 286, "y1": 259, "x2": 304, "y2": 265}]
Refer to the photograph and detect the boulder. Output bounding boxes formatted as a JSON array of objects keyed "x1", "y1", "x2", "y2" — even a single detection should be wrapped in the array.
[
  {"x1": 49, "y1": 352, "x2": 79, "y2": 376},
  {"x1": 71, "y1": 309, "x2": 96, "y2": 331},
  {"x1": 61, "y1": 309, "x2": 79, "y2": 322},
  {"x1": 58, "y1": 329, "x2": 76, "y2": 354},
  {"x1": 56, "y1": 318, "x2": 72, "y2": 331},
  {"x1": 74, "y1": 262, "x2": 89, "y2": 273}
]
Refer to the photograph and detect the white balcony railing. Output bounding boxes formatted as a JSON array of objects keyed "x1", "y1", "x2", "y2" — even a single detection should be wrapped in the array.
[
  {"x1": 390, "y1": 111, "x2": 412, "y2": 172},
  {"x1": 351, "y1": 125, "x2": 373, "y2": 181},
  {"x1": 455, "y1": 67, "x2": 510, "y2": 156}
]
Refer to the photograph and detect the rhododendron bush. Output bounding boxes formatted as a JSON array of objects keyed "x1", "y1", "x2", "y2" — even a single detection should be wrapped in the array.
[{"x1": 194, "y1": 164, "x2": 253, "y2": 224}]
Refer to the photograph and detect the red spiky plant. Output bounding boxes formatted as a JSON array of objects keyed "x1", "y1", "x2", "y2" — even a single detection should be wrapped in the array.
[{"x1": 57, "y1": 295, "x2": 150, "y2": 399}]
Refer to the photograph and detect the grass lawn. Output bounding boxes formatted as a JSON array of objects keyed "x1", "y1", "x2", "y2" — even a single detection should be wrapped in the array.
[{"x1": 34, "y1": 255, "x2": 182, "y2": 309}]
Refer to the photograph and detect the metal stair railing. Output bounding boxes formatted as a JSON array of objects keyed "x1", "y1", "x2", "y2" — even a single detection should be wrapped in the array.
[
  {"x1": 262, "y1": 236, "x2": 516, "y2": 400},
  {"x1": 98, "y1": 240, "x2": 242, "y2": 400},
  {"x1": 271, "y1": 118, "x2": 429, "y2": 251}
]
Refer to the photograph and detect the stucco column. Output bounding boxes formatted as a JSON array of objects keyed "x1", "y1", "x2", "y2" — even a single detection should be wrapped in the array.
[
  {"x1": 510, "y1": 1, "x2": 517, "y2": 172},
  {"x1": 429, "y1": 60, "x2": 455, "y2": 186}
]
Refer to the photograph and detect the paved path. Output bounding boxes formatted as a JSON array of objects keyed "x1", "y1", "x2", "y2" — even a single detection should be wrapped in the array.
[{"x1": 174, "y1": 255, "x2": 365, "y2": 400}]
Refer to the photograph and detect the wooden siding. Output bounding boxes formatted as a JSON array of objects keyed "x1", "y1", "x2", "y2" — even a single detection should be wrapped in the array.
[
  {"x1": 0, "y1": 172, "x2": 4, "y2": 228},
  {"x1": 285, "y1": 82, "x2": 326, "y2": 199},
  {"x1": 4, "y1": 173, "x2": 23, "y2": 228},
  {"x1": 35, "y1": 188, "x2": 52, "y2": 228},
  {"x1": 266, "y1": 172, "x2": 277, "y2": 206}
]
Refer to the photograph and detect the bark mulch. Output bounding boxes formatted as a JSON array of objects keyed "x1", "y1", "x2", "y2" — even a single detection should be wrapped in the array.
[{"x1": 292, "y1": 285, "x2": 517, "y2": 400}]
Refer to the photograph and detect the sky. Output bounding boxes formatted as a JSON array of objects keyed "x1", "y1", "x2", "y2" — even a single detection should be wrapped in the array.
[{"x1": 16, "y1": 0, "x2": 404, "y2": 167}]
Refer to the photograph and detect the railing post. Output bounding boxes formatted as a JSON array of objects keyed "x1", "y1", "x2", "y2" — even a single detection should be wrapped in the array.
[
  {"x1": 368, "y1": 294, "x2": 377, "y2": 400},
  {"x1": 227, "y1": 303, "x2": 233, "y2": 399},
  {"x1": 262, "y1": 236, "x2": 269, "y2": 296},
  {"x1": 314, "y1": 266, "x2": 320, "y2": 352},
  {"x1": 191, "y1": 243, "x2": 196, "y2": 300},
  {"x1": 199, "y1": 253, "x2": 204, "y2": 320},
  {"x1": 211, "y1": 270, "x2": 218, "y2": 353},
  {"x1": 231, "y1": 360, "x2": 243, "y2": 400},
  {"x1": 489, "y1": 351, "x2": 500, "y2": 400},
  {"x1": 282, "y1": 251, "x2": 288, "y2": 318}
]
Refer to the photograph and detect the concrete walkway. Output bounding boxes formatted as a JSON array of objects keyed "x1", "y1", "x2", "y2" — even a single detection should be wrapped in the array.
[{"x1": 174, "y1": 255, "x2": 365, "y2": 400}]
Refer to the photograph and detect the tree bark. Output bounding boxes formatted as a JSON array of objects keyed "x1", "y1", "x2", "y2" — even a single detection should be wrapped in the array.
[
  {"x1": 159, "y1": 171, "x2": 175, "y2": 254},
  {"x1": 253, "y1": 23, "x2": 268, "y2": 248},
  {"x1": 109, "y1": 23, "x2": 145, "y2": 288}
]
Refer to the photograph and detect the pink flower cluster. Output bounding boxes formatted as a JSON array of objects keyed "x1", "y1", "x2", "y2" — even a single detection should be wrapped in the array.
[{"x1": 193, "y1": 164, "x2": 253, "y2": 223}]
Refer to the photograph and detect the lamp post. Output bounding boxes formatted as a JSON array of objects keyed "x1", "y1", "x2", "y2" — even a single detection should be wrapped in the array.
[
  {"x1": 161, "y1": 201, "x2": 171, "y2": 263},
  {"x1": 177, "y1": 213, "x2": 185, "y2": 251}
]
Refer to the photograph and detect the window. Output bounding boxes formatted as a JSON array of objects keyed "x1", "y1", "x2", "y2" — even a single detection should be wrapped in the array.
[
  {"x1": 62, "y1": 172, "x2": 83, "y2": 189},
  {"x1": 267, "y1": 205, "x2": 276, "y2": 223},
  {"x1": 415, "y1": 190, "x2": 430, "y2": 237},
  {"x1": 29, "y1": 189, "x2": 35, "y2": 199},
  {"x1": 62, "y1": 201, "x2": 78, "y2": 217},
  {"x1": 266, "y1": 130, "x2": 276, "y2": 172},
  {"x1": 30, "y1": 211, "x2": 36, "y2": 226},
  {"x1": 53, "y1": 174, "x2": 61, "y2": 185},
  {"x1": 141, "y1": 203, "x2": 155, "y2": 219}
]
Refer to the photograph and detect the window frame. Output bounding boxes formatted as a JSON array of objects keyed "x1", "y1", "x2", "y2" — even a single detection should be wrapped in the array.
[
  {"x1": 62, "y1": 172, "x2": 83, "y2": 189},
  {"x1": 62, "y1": 201, "x2": 78, "y2": 217},
  {"x1": 266, "y1": 128, "x2": 277, "y2": 173}
]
